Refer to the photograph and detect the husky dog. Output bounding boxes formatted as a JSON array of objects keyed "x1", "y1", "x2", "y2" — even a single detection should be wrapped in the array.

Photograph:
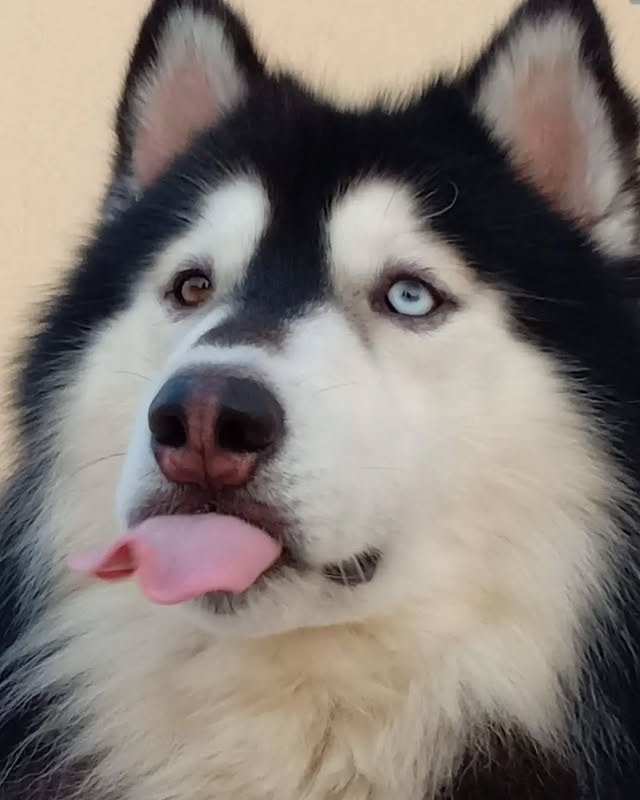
[{"x1": 1, "y1": 0, "x2": 640, "y2": 797}]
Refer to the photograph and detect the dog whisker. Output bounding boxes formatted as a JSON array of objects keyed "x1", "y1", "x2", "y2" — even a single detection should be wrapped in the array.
[
  {"x1": 352, "y1": 555, "x2": 367, "y2": 585},
  {"x1": 112, "y1": 370, "x2": 152, "y2": 382},
  {"x1": 68, "y1": 452, "x2": 126, "y2": 480},
  {"x1": 312, "y1": 382, "x2": 361, "y2": 396}
]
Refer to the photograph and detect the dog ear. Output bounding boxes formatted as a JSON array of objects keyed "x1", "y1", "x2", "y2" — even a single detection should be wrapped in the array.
[
  {"x1": 104, "y1": 0, "x2": 264, "y2": 216},
  {"x1": 462, "y1": 0, "x2": 639, "y2": 258}
]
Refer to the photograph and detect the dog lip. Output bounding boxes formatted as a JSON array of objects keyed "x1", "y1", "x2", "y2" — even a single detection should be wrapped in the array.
[
  {"x1": 323, "y1": 549, "x2": 382, "y2": 587},
  {"x1": 127, "y1": 492, "x2": 287, "y2": 544}
]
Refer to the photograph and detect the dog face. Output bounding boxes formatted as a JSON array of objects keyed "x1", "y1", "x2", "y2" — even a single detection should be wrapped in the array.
[{"x1": 39, "y1": 0, "x2": 638, "y2": 645}]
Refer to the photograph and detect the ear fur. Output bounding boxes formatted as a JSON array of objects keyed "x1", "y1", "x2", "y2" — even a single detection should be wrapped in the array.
[
  {"x1": 103, "y1": 0, "x2": 264, "y2": 217},
  {"x1": 463, "y1": 0, "x2": 640, "y2": 258}
]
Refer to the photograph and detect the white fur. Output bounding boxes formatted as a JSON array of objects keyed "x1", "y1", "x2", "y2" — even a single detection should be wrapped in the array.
[
  {"x1": 10, "y1": 174, "x2": 624, "y2": 799},
  {"x1": 153, "y1": 173, "x2": 271, "y2": 298},
  {"x1": 474, "y1": 13, "x2": 638, "y2": 257}
]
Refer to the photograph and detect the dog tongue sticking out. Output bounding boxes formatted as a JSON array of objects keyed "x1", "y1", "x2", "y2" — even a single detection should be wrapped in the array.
[{"x1": 68, "y1": 515, "x2": 283, "y2": 604}]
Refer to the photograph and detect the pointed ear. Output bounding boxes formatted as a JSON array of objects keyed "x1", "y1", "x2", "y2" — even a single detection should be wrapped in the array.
[
  {"x1": 463, "y1": 0, "x2": 639, "y2": 258},
  {"x1": 103, "y1": 0, "x2": 264, "y2": 216}
]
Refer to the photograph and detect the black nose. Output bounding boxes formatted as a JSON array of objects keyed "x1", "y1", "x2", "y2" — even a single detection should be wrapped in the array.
[{"x1": 148, "y1": 370, "x2": 285, "y2": 488}]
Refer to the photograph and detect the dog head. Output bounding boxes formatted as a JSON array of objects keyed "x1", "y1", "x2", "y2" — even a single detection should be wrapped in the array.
[{"x1": 40, "y1": 0, "x2": 639, "y2": 646}]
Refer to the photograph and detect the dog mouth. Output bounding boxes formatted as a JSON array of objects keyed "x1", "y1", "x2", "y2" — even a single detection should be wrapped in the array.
[
  {"x1": 69, "y1": 489, "x2": 382, "y2": 607},
  {"x1": 131, "y1": 490, "x2": 382, "y2": 587}
]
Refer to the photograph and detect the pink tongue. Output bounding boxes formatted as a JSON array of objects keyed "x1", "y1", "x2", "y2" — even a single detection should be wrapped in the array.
[{"x1": 68, "y1": 514, "x2": 282, "y2": 605}]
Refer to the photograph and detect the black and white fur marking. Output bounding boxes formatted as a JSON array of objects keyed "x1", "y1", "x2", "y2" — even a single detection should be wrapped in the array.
[{"x1": 2, "y1": 0, "x2": 640, "y2": 798}]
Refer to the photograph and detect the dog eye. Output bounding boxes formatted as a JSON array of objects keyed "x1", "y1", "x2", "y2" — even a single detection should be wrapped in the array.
[
  {"x1": 169, "y1": 269, "x2": 213, "y2": 308},
  {"x1": 385, "y1": 278, "x2": 437, "y2": 317}
]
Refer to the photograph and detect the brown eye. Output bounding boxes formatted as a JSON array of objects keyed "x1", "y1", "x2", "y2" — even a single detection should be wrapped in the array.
[{"x1": 170, "y1": 269, "x2": 213, "y2": 308}]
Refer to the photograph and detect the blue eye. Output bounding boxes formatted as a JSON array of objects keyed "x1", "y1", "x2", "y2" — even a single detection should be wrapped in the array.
[{"x1": 385, "y1": 279, "x2": 436, "y2": 317}]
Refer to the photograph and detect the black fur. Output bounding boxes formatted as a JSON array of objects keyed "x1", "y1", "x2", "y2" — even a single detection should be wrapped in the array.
[
  {"x1": 2, "y1": 0, "x2": 640, "y2": 797},
  {"x1": 444, "y1": 733, "x2": 579, "y2": 799}
]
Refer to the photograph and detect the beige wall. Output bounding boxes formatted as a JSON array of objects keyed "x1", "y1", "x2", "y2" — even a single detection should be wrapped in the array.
[{"x1": 2, "y1": 1, "x2": 639, "y2": 367}]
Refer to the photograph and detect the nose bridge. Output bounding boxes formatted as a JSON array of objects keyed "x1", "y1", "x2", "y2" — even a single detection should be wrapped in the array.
[
  {"x1": 194, "y1": 211, "x2": 329, "y2": 351},
  {"x1": 196, "y1": 306, "x2": 287, "y2": 350},
  {"x1": 163, "y1": 302, "x2": 276, "y2": 390}
]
